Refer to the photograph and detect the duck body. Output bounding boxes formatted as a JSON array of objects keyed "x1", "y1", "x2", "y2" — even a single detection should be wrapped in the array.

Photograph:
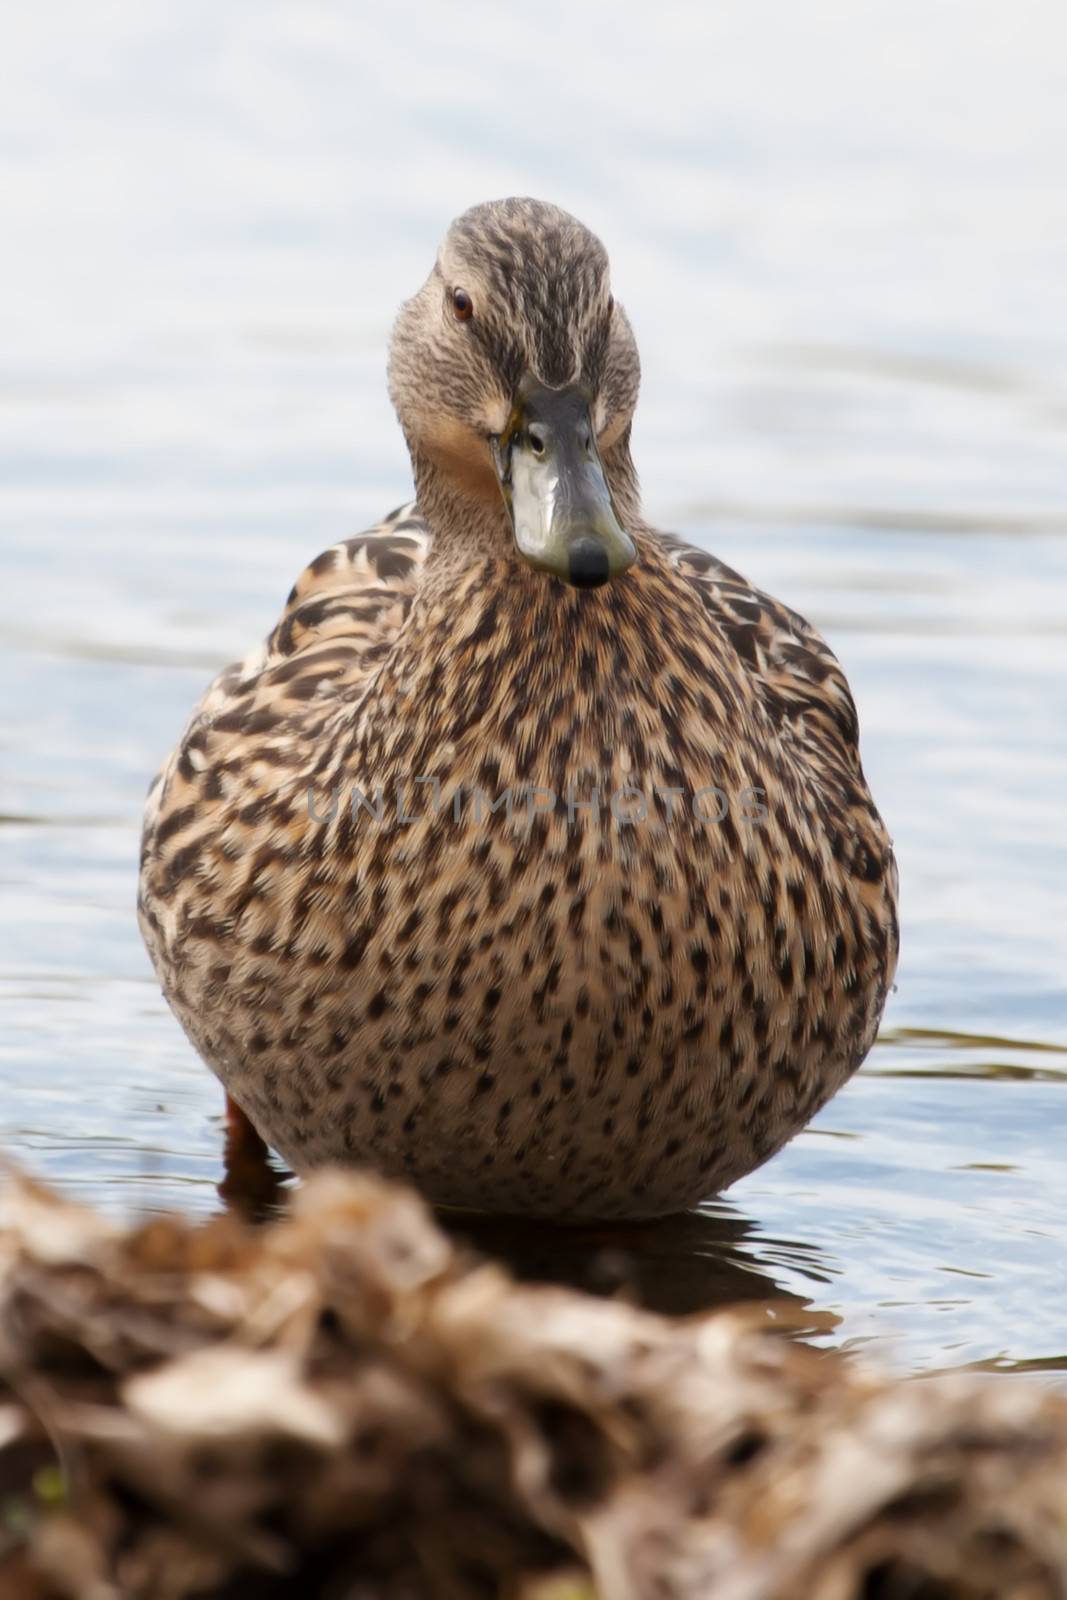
[{"x1": 139, "y1": 200, "x2": 898, "y2": 1218}]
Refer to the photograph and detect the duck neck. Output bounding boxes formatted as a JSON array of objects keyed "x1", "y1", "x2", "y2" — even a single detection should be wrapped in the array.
[
  {"x1": 345, "y1": 433, "x2": 661, "y2": 785},
  {"x1": 408, "y1": 446, "x2": 518, "y2": 579}
]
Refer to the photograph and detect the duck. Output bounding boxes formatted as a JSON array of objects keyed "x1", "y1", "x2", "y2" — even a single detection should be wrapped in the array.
[{"x1": 139, "y1": 197, "x2": 899, "y2": 1220}]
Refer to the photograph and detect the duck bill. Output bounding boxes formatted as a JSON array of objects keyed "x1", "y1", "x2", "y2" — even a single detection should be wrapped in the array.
[{"x1": 491, "y1": 378, "x2": 637, "y2": 589}]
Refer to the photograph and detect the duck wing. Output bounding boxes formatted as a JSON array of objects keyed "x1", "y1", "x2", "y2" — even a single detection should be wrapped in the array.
[
  {"x1": 658, "y1": 530, "x2": 897, "y2": 952},
  {"x1": 659, "y1": 532, "x2": 863, "y2": 783},
  {"x1": 143, "y1": 503, "x2": 428, "y2": 835}
]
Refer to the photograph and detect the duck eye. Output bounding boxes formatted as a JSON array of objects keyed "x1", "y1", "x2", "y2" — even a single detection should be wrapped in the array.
[{"x1": 452, "y1": 288, "x2": 474, "y2": 322}]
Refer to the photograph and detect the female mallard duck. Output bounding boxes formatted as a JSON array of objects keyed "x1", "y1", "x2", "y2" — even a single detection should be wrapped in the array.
[{"x1": 139, "y1": 198, "x2": 898, "y2": 1219}]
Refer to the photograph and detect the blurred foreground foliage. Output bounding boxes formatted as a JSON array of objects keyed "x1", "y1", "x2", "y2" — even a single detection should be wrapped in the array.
[{"x1": 0, "y1": 1168, "x2": 1065, "y2": 1599}]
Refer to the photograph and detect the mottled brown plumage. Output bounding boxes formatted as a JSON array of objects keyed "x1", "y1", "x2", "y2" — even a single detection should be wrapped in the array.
[{"x1": 139, "y1": 198, "x2": 898, "y2": 1218}]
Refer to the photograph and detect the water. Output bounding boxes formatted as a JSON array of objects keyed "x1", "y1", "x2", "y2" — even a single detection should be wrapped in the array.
[{"x1": 2, "y1": 0, "x2": 1066, "y2": 1375}]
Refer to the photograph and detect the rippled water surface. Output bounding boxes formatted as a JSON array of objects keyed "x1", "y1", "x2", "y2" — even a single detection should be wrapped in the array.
[{"x1": 3, "y1": 1, "x2": 1066, "y2": 1374}]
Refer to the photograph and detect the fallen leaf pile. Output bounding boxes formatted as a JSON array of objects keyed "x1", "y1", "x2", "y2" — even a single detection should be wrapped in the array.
[{"x1": 0, "y1": 1168, "x2": 1065, "y2": 1599}]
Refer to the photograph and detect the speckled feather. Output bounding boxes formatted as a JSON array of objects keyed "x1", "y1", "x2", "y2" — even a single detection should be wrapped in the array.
[{"x1": 140, "y1": 200, "x2": 898, "y2": 1218}]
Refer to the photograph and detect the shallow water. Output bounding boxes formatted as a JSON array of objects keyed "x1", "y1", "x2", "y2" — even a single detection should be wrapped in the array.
[{"x1": 2, "y1": 1, "x2": 1066, "y2": 1375}]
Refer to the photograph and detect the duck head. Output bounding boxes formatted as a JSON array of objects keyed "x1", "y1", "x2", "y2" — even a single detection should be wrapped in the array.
[{"x1": 389, "y1": 198, "x2": 640, "y2": 589}]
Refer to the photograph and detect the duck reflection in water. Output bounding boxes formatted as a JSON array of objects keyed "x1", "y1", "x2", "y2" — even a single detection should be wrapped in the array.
[{"x1": 217, "y1": 1113, "x2": 833, "y2": 1331}]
